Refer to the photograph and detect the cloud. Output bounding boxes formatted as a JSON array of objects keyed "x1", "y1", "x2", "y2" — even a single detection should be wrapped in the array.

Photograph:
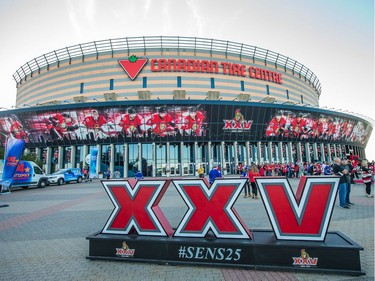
[{"x1": 66, "y1": 0, "x2": 96, "y2": 38}]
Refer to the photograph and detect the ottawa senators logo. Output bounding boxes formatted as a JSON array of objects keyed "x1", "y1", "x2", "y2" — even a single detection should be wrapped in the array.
[
  {"x1": 292, "y1": 249, "x2": 318, "y2": 267},
  {"x1": 223, "y1": 109, "x2": 253, "y2": 131}
]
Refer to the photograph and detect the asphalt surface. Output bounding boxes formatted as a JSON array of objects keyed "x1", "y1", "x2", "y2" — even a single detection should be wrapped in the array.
[{"x1": 0, "y1": 177, "x2": 374, "y2": 281}]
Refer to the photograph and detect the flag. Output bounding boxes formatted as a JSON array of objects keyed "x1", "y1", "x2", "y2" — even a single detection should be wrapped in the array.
[
  {"x1": 1, "y1": 138, "x2": 25, "y2": 192},
  {"x1": 89, "y1": 148, "x2": 98, "y2": 179}
]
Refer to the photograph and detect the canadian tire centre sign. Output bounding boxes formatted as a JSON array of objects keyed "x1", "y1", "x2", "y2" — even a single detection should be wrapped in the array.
[{"x1": 118, "y1": 56, "x2": 283, "y2": 84}]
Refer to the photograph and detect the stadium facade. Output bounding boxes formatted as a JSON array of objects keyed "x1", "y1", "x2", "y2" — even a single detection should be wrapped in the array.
[{"x1": 1, "y1": 36, "x2": 372, "y2": 177}]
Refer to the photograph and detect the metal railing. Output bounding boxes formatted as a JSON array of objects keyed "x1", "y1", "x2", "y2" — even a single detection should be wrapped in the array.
[{"x1": 12, "y1": 36, "x2": 322, "y2": 95}]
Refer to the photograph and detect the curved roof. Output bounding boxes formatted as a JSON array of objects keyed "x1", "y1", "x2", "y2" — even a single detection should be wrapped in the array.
[{"x1": 12, "y1": 36, "x2": 321, "y2": 96}]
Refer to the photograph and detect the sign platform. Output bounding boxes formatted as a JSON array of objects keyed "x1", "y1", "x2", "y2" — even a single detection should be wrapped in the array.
[{"x1": 86, "y1": 229, "x2": 364, "y2": 276}]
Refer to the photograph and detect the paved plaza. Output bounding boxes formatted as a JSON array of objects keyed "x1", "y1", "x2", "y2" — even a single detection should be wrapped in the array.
[{"x1": 0, "y1": 177, "x2": 374, "y2": 281}]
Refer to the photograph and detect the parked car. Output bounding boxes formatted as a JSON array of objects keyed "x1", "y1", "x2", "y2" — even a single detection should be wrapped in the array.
[{"x1": 48, "y1": 168, "x2": 84, "y2": 185}]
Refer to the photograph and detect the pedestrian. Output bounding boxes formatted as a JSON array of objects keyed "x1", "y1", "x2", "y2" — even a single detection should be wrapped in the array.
[
  {"x1": 135, "y1": 170, "x2": 144, "y2": 180},
  {"x1": 323, "y1": 164, "x2": 332, "y2": 175},
  {"x1": 259, "y1": 165, "x2": 265, "y2": 176},
  {"x1": 248, "y1": 165, "x2": 260, "y2": 199},
  {"x1": 106, "y1": 169, "x2": 111, "y2": 179},
  {"x1": 342, "y1": 159, "x2": 354, "y2": 206},
  {"x1": 209, "y1": 164, "x2": 222, "y2": 185},
  {"x1": 332, "y1": 157, "x2": 350, "y2": 209},
  {"x1": 241, "y1": 168, "x2": 250, "y2": 198},
  {"x1": 361, "y1": 159, "x2": 373, "y2": 198},
  {"x1": 197, "y1": 165, "x2": 205, "y2": 178},
  {"x1": 113, "y1": 169, "x2": 121, "y2": 179}
]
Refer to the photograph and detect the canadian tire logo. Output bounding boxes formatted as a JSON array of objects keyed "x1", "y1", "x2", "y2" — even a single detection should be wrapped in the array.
[{"x1": 118, "y1": 55, "x2": 148, "y2": 80}]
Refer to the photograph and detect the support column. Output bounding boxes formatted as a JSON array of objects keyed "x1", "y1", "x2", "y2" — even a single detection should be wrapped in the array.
[
  {"x1": 194, "y1": 142, "x2": 199, "y2": 176},
  {"x1": 320, "y1": 144, "x2": 325, "y2": 162},
  {"x1": 296, "y1": 142, "x2": 302, "y2": 163},
  {"x1": 257, "y1": 142, "x2": 262, "y2": 164},
  {"x1": 180, "y1": 141, "x2": 184, "y2": 176},
  {"x1": 313, "y1": 143, "x2": 318, "y2": 162},
  {"x1": 327, "y1": 144, "x2": 332, "y2": 163},
  {"x1": 268, "y1": 141, "x2": 273, "y2": 163},
  {"x1": 278, "y1": 142, "x2": 283, "y2": 164},
  {"x1": 221, "y1": 141, "x2": 226, "y2": 175},
  {"x1": 234, "y1": 141, "x2": 238, "y2": 172},
  {"x1": 96, "y1": 144, "x2": 101, "y2": 178},
  {"x1": 123, "y1": 143, "x2": 128, "y2": 178},
  {"x1": 58, "y1": 146, "x2": 64, "y2": 169},
  {"x1": 46, "y1": 147, "x2": 52, "y2": 174},
  {"x1": 208, "y1": 141, "x2": 212, "y2": 171},
  {"x1": 333, "y1": 143, "x2": 338, "y2": 158},
  {"x1": 83, "y1": 145, "x2": 89, "y2": 165},
  {"x1": 70, "y1": 145, "x2": 76, "y2": 168},
  {"x1": 110, "y1": 144, "x2": 115, "y2": 175},
  {"x1": 245, "y1": 141, "x2": 250, "y2": 165},
  {"x1": 36, "y1": 147, "x2": 41, "y2": 162},
  {"x1": 138, "y1": 143, "x2": 142, "y2": 175},
  {"x1": 287, "y1": 142, "x2": 293, "y2": 163},
  {"x1": 166, "y1": 142, "x2": 170, "y2": 177},
  {"x1": 305, "y1": 143, "x2": 310, "y2": 163}
]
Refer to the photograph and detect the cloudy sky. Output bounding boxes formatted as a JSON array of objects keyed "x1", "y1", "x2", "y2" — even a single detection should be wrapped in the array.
[{"x1": 0, "y1": 0, "x2": 373, "y2": 159}]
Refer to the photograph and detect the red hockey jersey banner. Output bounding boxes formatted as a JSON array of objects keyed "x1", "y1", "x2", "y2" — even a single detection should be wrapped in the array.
[{"x1": 255, "y1": 176, "x2": 339, "y2": 241}]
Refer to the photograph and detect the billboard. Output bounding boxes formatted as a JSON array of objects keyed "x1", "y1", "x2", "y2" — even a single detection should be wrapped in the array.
[{"x1": 0, "y1": 103, "x2": 372, "y2": 147}]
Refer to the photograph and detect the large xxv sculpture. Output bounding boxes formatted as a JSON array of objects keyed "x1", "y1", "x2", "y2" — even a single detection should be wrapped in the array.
[{"x1": 87, "y1": 176, "x2": 364, "y2": 275}]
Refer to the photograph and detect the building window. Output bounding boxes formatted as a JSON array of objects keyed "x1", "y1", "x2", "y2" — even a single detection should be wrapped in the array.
[
  {"x1": 143, "y1": 77, "x2": 147, "y2": 88},
  {"x1": 177, "y1": 76, "x2": 182, "y2": 88},
  {"x1": 241, "y1": 81, "x2": 245, "y2": 91},
  {"x1": 80, "y1": 83, "x2": 84, "y2": 94},
  {"x1": 210, "y1": 78, "x2": 215, "y2": 89},
  {"x1": 109, "y1": 79, "x2": 114, "y2": 90},
  {"x1": 301, "y1": 94, "x2": 304, "y2": 104},
  {"x1": 266, "y1": 85, "x2": 270, "y2": 95},
  {"x1": 286, "y1": 90, "x2": 289, "y2": 99}
]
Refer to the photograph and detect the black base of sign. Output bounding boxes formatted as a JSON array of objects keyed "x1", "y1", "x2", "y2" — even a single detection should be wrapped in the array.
[{"x1": 86, "y1": 230, "x2": 364, "y2": 276}]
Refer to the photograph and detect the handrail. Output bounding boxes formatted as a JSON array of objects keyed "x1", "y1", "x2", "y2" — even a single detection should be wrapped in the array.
[{"x1": 12, "y1": 36, "x2": 322, "y2": 95}]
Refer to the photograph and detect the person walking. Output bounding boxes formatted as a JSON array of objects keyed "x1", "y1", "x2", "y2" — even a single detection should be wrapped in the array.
[
  {"x1": 106, "y1": 169, "x2": 111, "y2": 179},
  {"x1": 241, "y1": 167, "x2": 250, "y2": 198},
  {"x1": 197, "y1": 165, "x2": 205, "y2": 178},
  {"x1": 135, "y1": 170, "x2": 144, "y2": 180},
  {"x1": 342, "y1": 159, "x2": 354, "y2": 206},
  {"x1": 112, "y1": 169, "x2": 121, "y2": 179},
  {"x1": 209, "y1": 164, "x2": 222, "y2": 185},
  {"x1": 332, "y1": 157, "x2": 350, "y2": 209},
  {"x1": 248, "y1": 165, "x2": 260, "y2": 199},
  {"x1": 361, "y1": 159, "x2": 374, "y2": 198}
]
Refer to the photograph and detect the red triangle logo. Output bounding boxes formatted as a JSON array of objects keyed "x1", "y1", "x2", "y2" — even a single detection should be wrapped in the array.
[{"x1": 118, "y1": 55, "x2": 148, "y2": 80}]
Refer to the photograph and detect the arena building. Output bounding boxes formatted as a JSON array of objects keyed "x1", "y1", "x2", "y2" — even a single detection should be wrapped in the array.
[{"x1": 1, "y1": 36, "x2": 373, "y2": 177}]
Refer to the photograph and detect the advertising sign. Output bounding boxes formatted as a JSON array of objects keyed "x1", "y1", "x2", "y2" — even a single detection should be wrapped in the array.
[{"x1": 0, "y1": 103, "x2": 371, "y2": 147}]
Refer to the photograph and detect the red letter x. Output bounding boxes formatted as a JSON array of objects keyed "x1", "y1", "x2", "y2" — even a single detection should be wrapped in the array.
[
  {"x1": 102, "y1": 180, "x2": 173, "y2": 236},
  {"x1": 173, "y1": 179, "x2": 252, "y2": 239}
]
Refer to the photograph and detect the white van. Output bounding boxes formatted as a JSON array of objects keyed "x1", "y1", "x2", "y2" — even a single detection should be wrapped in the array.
[{"x1": 5, "y1": 161, "x2": 49, "y2": 189}]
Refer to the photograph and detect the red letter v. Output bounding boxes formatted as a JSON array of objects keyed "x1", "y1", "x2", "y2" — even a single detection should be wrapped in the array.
[{"x1": 255, "y1": 176, "x2": 339, "y2": 241}]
